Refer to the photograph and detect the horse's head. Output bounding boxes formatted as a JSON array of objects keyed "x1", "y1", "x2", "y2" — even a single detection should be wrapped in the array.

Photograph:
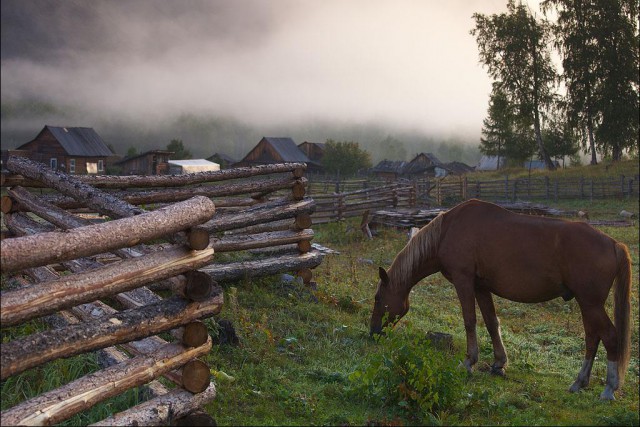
[{"x1": 369, "y1": 266, "x2": 409, "y2": 336}]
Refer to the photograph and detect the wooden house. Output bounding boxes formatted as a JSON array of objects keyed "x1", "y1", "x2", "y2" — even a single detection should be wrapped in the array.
[
  {"x1": 370, "y1": 160, "x2": 408, "y2": 181},
  {"x1": 297, "y1": 141, "x2": 325, "y2": 174},
  {"x1": 15, "y1": 125, "x2": 113, "y2": 174},
  {"x1": 114, "y1": 150, "x2": 174, "y2": 175},
  {"x1": 403, "y1": 153, "x2": 443, "y2": 178},
  {"x1": 235, "y1": 137, "x2": 311, "y2": 168}
]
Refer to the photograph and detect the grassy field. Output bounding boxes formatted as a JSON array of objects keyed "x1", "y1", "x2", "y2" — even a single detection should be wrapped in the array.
[{"x1": 1, "y1": 162, "x2": 639, "y2": 426}]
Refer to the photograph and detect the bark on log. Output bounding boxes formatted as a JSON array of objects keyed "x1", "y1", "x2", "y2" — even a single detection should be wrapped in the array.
[
  {"x1": 1, "y1": 245, "x2": 215, "y2": 326},
  {"x1": 6, "y1": 156, "x2": 143, "y2": 218},
  {"x1": 37, "y1": 176, "x2": 306, "y2": 209},
  {"x1": 1, "y1": 294, "x2": 223, "y2": 380},
  {"x1": 1, "y1": 196, "x2": 216, "y2": 273},
  {"x1": 201, "y1": 250, "x2": 323, "y2": 283},
  {"x1": 211, "y1": 229, "x2": 313, "y2": 253},
  {"x1": 201, "y1": 197, "x2": 314, "y2": 233},
  {"x1": 2, "y1": 162, "x2": 306, "y2": 189},
  {"x1": 0, "y1": 338, "x2": 212, "y2": 426},
  {"x1": 89, "y1": 382, "x2": 217, "y2": 427}
]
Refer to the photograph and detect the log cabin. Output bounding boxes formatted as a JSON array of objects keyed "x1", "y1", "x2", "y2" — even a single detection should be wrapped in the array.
[{"x1": 15, "y1": 125, "x2": 113, "y2": 175}]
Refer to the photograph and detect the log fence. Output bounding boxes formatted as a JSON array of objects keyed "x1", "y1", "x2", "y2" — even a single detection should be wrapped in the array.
[{"x1": 1, "y1": 157, "x2": 323, "y2": 425}]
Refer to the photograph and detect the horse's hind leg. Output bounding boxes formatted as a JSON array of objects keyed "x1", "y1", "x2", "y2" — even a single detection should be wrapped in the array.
[
  {"x1": 573, "y1": 302, "x2": 618, "y2": 400},
  {"x1": 476, "y1": 288, "x2": 507, "y2": 376}
]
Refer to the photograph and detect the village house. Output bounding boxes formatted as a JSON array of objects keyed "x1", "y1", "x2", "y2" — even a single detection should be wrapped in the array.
[
  {"x1": 370, "y1": 159, "x2": 408, "y2": 181},
  {"x1": 114, "y1": 150, "x2": 174, "y2": 175},
  {"x1": 206, "y1": 152, "x2": 237, "y2": 169},
  {"x1": 13, "y1": 125, "x2": 113, "y2": 174},
  {"x1": 402, "y1": 152, "x2": 443, "y2": 178},
  {"x1": 235, "y1": 137, "x2": 323, "y2": 172}
]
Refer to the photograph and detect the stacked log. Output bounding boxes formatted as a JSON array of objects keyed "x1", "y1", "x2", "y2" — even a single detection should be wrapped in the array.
[{"x1": 1, "y1": 157, "x2": 323, "y2": 425}]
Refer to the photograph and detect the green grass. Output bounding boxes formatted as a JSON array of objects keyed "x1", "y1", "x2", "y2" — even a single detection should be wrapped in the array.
[{"x1": 1, "y1": 160, "x2": 638, "y2": 426}]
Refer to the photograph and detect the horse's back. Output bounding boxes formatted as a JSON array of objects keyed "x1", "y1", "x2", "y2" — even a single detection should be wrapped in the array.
[{"x1": 438, "y1": 200, "x2": 618, "y2": 302}]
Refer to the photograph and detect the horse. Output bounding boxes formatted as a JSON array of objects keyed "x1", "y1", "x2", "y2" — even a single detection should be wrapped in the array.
[{"x1": 369, "y1": 199, "x2": 632, "y2": 400}]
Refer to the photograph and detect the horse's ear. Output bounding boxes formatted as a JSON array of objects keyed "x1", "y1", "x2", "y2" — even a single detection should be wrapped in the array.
[{"x1": 378, "y1": 267, "x2": 390, "y2": 286}]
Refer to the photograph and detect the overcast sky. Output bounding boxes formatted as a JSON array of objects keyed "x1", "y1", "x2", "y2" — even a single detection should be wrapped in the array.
[{"x1": 1, "y1": 0, "x2": 545, "y2": 141}]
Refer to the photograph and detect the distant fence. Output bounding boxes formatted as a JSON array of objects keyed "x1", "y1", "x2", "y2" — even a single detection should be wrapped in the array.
[
  {"x1": 308, "y1": 183, "x2": 416, "y2": 224},
  {"x1": 307, "y1": 173, "x2": 640, "y2": 209}
]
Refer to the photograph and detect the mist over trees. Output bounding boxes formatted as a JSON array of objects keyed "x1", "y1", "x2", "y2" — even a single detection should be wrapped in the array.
[{"x1": 472, "y1": 0, "x2": 639, "y2": 167}]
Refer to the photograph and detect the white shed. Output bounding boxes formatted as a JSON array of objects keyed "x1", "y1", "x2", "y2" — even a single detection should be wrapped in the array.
[{"x1": 168, "y1": 159, "x2": 220, "y2": 174}]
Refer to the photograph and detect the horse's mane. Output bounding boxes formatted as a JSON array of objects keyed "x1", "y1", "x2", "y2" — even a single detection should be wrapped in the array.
[{"x1": 389, "y1": 211, "x2": 444, "y2": 289}]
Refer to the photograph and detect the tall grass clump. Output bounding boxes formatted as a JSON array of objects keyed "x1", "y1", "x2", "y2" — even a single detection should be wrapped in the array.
[{"x1": 348, "y1": 322, "x2": 465, "y2": 421}]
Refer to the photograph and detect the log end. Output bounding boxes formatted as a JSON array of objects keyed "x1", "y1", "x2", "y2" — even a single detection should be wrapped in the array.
[
  {"x1": 182, "y1": 359, "x2": 211, "y2": 393},
  {"x1": 181, "y1": 321, "x2": 210, "y2": 348},
  {"x1": 187, "y1": 227, "x2": 211, "y2": 251}
]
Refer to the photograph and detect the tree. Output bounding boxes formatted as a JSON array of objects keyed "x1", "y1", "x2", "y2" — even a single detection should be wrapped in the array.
[
  {"x1": 471, "y1": 0, "x2": 558, "y2": 170},
  {"x1": 320, "y1": 139, "x2": 372, "y2": 177},
  {"x1": 542, "y1": 105, "x2": 580, "y2": 167},
  {"x1": 480, "y1": 85, "x2": 514, "y2": 168},
  {"x1": 167, "y1": 139, "x2": 192, "y2": 160},
  {"x1": 542, "y1": 0, "x2": 639, "y2": 163},
  {"x1": 126, "y1": 146, "x2": 138, "y2": 158}
]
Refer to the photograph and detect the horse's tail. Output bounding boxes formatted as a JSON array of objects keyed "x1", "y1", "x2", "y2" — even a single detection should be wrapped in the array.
[{"x1": 613, "y1": 242, "x2": 632, "y2": 385}]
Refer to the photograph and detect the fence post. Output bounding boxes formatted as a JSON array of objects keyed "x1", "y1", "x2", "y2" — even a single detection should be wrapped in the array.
[
  {"x1": 504, "y1": 175, "x2": 509, "y2": 200},
  {"x1": 462, "y1": 177, "x2": 468, "y2": 200},
  {"x1": 545, "y1": 176, "x2": 550, "y2": 200},
  {"x1": 590, "y1": 179, "x2": 594, "y2": 201},
  {"x1": 475, "y1": 180, "x2": 481, "y2": 198},
  {"x1": 580, "y1": 176, "x2": 585, "y2": 199},
  {"x1": 554, "y1": 178, "x2": 559, "y2": 202},
  {"x1": 620, "y1": 175, "x2": 625, "y2": 197}
]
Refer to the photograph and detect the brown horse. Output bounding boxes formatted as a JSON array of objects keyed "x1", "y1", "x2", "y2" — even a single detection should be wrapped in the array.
[{"x1": 369, "y1": 199, "x2": 632, "y2": 400}]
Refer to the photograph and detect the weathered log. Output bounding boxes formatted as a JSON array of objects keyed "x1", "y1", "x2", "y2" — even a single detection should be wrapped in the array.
[
  {"x1": 201, "y1": 197, "x2": 314, "y2": 233},
  {"x1": 201, "y1": 250, "x2": 323, "y2": 283},
  {"x1": 6, "y1": 156, "x2": 143, "y2": 218},
  {"x1": 211, "y1": 229, "x2": 313, "y2": 253},
  {"x1": 181, "y1": 359, "x2": 211, "y2": 393},
  {"x1": 297, "y1": 268, "x2": 313, "y2": 284},
  {"x1": 37, "y1": 176, "x2": 306, "y2": 209},
  {"x1": 89, "y1": 382, "x2": 217, "y2": 427},
  {"x1": 1, "y1": 293, "x2": 223, "y2": 379},
  {"x1": 222, "y1": 213, "x2": 310, "y2": 235},
  {"x1": 173, "y1": 321, "x2": 210, "y2": 347},
  {"x1": 2, "y1": 162, "x2": 306, "y2": 189},
  {"x1": 297, "y1": 240, "x2": 312, "y2": 253},
  {"x1": 1, "y1": 245, "x2": 215, "y2": 326},
  {"x1": 1, "y1": 196, "x2": 216, "y2": 273},
  {"x1": 0, "y1": 338, "x2": 212, "y2": 426}
]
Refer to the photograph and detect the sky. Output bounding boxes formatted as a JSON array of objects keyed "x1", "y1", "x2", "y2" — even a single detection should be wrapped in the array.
[{"x1": 0, "y1": 0, "x2": 546, "y2": 144}]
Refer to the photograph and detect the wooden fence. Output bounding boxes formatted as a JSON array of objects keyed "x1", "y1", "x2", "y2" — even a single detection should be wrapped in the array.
[
  {"x1": 307, "y1": 183, "x2": 416, "y2": 224},
  {"x1": 1, "y1": 157, "x2": 323, "y2": 425}
]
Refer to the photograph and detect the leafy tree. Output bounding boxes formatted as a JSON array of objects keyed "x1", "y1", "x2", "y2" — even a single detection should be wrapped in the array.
[
  {"x1": 471, "y1": 0, "x2": 558, "y2": 170},
  {"x1": 167, "y1": 138, "x2": 192, "y2": 160},
  {"x1": 480, "y1": 85, "x2": 513, "y2": 168},
  {"x1": 126, "y1": 146, "x2": 138, "y2": 158},
  {"x1": 320, "y1": 139, "x2": 372, "y2": 177},
  {"x1": 542, "y1": 106, "x2": 580, "y2": 167},
  {"x1": 542, "y1": 0, "x2": 639, "y2": 163}
]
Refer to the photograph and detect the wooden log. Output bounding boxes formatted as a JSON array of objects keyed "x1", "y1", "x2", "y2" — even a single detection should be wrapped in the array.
[
  {"x1": 297, "y1": 268, "x2": 313, "y2": 284},
  {"x1": 181, "y1": 359, "x2": 211, "y2": 393},
  {"x1": 201, "y1": 197, "x2": 314, "y2": 233},
  {"x1": 6, "y1": 156, "x2": 143, "y2": 218},
  {"x1": 173, "y1": 321, "x2": 210, "y2": 347},
  {"x1": 1, "y1": 294, "x2": 223, "y2": 380},
  {"x1": 1, "y1": 196, "x2": 216, "y2": 273},
  {"x1": 211, "y1": 229, "x2": 313, "y2": 253},
  {"x1": 2, "y1": 162, "x2": 306, "y2": 189},
  {"x1": 0, "y1": 338, "x2": 212, "y2": 426},
  {"x1": 297, "y1": 239, "x2": 312, "y2": 253},
  {"x1": 38, "y1": 176, "x2": 306, "y2": 209},
  {"x1": 201, "y1": 250, "x2": 323, "y2": 283},
  {"x1": 89, "y1": 382, "x2": 217, "y2": 427},
  {"x1": 1, "y1": 245, "x2": 215, "y2": 326}
]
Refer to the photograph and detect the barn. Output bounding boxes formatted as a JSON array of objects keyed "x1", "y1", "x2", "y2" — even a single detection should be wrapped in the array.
[
  {"x1": 15, "y1": 125, "x2": 113, "y2": 175},
  {"x1": 403, "y1": 153, "x2": 443, "y2": 178},
  {"x1": 370, "y1": 160, "x2": 408, "y2": 181},
  {"x1": 115, "y1": 150, "x2": 174, "y2": 175}
]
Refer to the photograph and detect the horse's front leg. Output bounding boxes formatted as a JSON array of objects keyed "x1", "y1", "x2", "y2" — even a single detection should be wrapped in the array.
[
  {"x1": 476, "y1": 287, "x2": 507, "y2": 376},
  {"x1": 452, "y1": 275, "x2": 478, "y2": 373}
]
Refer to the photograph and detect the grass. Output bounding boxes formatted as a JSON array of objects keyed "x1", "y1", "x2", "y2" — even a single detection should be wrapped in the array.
[{"x1": 1, "y1": 161, "x2": 639, "y2": 426}]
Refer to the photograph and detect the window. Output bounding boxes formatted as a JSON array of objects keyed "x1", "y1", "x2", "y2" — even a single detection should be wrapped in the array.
[
  {"x1": 69, "y1": 159, "x2": 76, "y2": 174},
  {"x1": 50, "y1": 158, "x2": 57, "y2": 170},
  {"x1": 98, "y1": 159, "x2": 104, "y2": 172}
]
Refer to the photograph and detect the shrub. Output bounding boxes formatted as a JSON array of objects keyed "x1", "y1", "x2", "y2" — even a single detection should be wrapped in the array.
[{"x1": 348, "y1": 323, "x2": 465, "y2": 419}]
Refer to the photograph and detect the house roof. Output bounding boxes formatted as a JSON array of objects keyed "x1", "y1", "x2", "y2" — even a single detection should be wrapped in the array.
[
  {"x1": 371, "y1": 160, "x2": 408, "y2": 174},
  {"x1": 115, "y1": 150, "x2": 174, "y2": 165},
  {"x1": 262, "y1": 137, "x2": 310, "y2": 162},
  {"x1": 439, "y1": 161, "x2": 475, "y2": 175},
  {"x1": 403, "y1": 152, "x2": 443, "y2": 175},
  {"x1": 24, "y1": 125, "x2": 113, "y2": 157},
  {"x1": 207, "y1": 152, "x2": 237, "y2": 164}
]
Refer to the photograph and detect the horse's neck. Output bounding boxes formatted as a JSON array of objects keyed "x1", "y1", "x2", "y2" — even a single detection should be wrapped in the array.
[{"x1": 388, "y1": 250, "x2": 439, "y2": 293}]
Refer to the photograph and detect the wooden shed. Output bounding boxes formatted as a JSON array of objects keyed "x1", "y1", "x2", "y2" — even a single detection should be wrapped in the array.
[
  {"x1": 403, "y1": 153, "x2": 443, "y2": 178},
  {"x1": 206, "y1": 152, "x2": 237, "y2": 169},
  {"x1": 15, "y1": 125, "x2": 113, "y2": 175},
  {"x1": 114, "y1": 150, "x2": 174, "y2": 175},
  {"x1": 235, "y1": 137, "x2": 311, "y2": 168},
  {"x1": 370, "y1": 160, "x2": 408, "y2": 181}
]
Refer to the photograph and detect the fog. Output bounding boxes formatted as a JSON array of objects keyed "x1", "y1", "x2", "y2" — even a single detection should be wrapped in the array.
[{"x1": 0, "y1": 0, "x2": 544, "y2": 161}]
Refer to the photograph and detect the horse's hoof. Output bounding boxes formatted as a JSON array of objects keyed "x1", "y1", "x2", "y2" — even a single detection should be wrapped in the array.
[
  {"x1": 599, "y1": 388, "x2": 615, "y2": 401},
  {"x1": 569, "y1": 383, "x2": 581, "y2": 393},
  {"x1": 490, "y1": 366, "x2": 505, "y2": 377}
]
